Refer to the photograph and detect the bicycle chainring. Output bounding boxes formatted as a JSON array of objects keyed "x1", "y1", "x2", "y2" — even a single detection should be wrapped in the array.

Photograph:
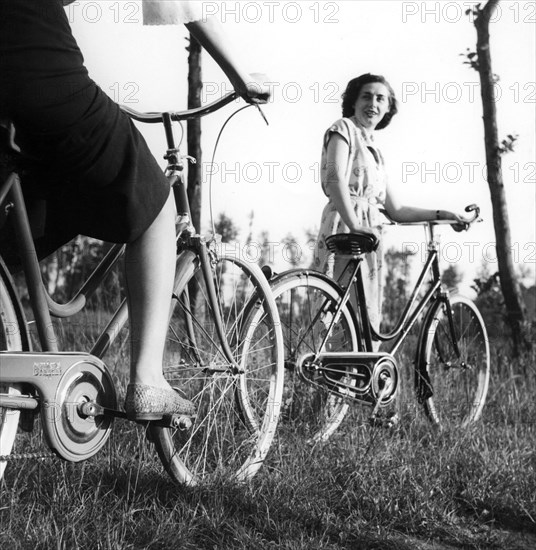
[
  {"x1": 298, "y1": 352, "x2": 399, "y2": 407},
  {"x1": 45, "y1": 358, "x2": 117, "y2": 462}
]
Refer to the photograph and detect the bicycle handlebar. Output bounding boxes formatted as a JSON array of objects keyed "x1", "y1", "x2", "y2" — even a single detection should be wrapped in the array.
[{"x1": 120, "y1": 92, "x2": 239, "y2": 123}]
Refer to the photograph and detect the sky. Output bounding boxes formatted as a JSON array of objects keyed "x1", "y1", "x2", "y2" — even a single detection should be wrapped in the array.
[{"x1": 69, "y1": 0, "x2": 536, "y2": 293}]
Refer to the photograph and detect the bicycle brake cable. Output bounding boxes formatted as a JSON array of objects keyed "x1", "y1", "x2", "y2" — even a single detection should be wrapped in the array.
[{"x1": 207, "y1": 103, "x2": 268, "y2": 238}]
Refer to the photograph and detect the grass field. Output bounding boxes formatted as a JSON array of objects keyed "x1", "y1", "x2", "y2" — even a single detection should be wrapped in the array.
[{"x1": 1, "y1": 325, "x2": 535, "y2": 549}]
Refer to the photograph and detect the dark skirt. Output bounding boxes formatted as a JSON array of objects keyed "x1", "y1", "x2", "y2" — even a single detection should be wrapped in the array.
[{"x1": 0, "y1": 0, "x2": 170, "y2": 258}]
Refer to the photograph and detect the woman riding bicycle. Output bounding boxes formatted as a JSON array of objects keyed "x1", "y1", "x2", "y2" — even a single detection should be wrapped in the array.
[{"x1": 0, "y1": 0, "x2": 270, "y2": 420}]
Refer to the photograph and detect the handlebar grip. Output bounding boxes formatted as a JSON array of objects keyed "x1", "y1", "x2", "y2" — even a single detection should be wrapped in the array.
[{"x1": 464, "y1": 204, "x2": 481, "y2": 226}]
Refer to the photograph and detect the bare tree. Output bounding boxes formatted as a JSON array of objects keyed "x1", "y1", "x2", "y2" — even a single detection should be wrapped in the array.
[
  {"x1": 463, "y1": 0, "x2": 529, "y2": 354},
  {"x1": 186, "y1": 35, "x2": 203, "y2": 233}
]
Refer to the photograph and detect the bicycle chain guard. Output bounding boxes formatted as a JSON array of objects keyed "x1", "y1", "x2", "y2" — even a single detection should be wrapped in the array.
[
  {"x1": 0, "y1": 352, "x2": 117, "y2": 462},
  {"x1": 298, "y1": 351, "x2": 399, "y2": 407}
]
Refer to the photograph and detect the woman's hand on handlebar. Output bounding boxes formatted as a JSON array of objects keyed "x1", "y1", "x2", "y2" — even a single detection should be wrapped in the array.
[
  {"x1": 444, "y1": 211, "x2": 470, "y2": 232},
  {"x1": 238, "y1": 73, "x2": 272, "y2": 104},
  {"x1": 442, "y1": 204, "x2": 480, "y2": 232}
]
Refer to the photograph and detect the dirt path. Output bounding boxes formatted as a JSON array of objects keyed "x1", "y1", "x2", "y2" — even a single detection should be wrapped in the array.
[{"x1": 386, "y1": 526, "x2": 536, "y2": 550}]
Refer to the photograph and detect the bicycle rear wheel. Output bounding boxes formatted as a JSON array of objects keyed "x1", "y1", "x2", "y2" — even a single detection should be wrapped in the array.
[
  {"x1": 0, "y1": 259, "x2": 27, "y2": 478},
  {"x1": 269, "y1": 270, "x2": 359, "y2": 443},
  {"x1": 420, "y1": 295, "x2": 490, "y2": 428},
  {"x1": 150, "y1": 251, "x2": 284, "y2": 485}
]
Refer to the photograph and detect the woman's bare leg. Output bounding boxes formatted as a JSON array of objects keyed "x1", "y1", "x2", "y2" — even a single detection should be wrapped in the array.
[{"x1": 124, "y1": 191, "x2": 176, "y2": 389}]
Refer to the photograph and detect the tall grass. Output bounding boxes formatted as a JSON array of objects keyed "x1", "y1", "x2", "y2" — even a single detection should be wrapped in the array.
[{"x1": 1, "y1": 334, "x2": 535, "y2": 549}]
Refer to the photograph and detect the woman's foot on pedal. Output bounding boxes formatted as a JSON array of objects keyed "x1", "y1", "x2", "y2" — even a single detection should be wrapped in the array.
[{"x1": 124, "y1": 383, "x2": 196, "y2": 421}]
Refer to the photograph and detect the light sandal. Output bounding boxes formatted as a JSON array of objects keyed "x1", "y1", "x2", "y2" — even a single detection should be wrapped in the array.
[{"x1": 124, "y1": 383, "x2": 196, "y2": 421}]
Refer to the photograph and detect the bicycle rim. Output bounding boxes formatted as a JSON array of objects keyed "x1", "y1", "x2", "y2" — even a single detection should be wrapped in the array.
[
  {"x1": 150, "y1": 253, "x2": 283, "y2": 485},
  {"x1": 421, "y1": 296, "x2": 490, "y2": 428},
  {"x1": 270, "y1": 271, "x2": 359, "y2": 443},
  {"x1": 0, "y1": 265, "x2": 23, "y2": 479}
]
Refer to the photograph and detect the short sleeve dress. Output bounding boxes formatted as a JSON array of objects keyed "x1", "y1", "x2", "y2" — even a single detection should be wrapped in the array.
[
  {"x1": 313, "y1": 117, "x2": 387, "y2": 332},
  {"x1": 142, "y1": 1, "x2": 205, "y2": 25}
]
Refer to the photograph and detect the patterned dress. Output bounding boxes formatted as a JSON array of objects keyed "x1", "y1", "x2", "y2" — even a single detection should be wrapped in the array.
[{"x1": 314, "y1": 117, "x2": 387, "y2": 333}]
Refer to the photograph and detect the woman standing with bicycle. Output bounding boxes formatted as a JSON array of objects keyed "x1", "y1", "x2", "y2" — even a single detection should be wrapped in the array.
[{"x1": 314, "y1": 73, "x2": 468, "y2": 338}]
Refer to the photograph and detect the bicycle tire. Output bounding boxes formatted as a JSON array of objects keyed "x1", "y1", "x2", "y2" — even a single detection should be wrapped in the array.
[
  {"x1": 150, "y1": 251, "x2": 284, "y2": 485},
  {"x1": 268, "y1": 270, "x2": 359, "y2": 443},
  {"x1": 419, "y1": 295, "x2": 490, "y2": 428},
  {"x1": 0, "y1": 257, "x2": 28, "y2": 479}
]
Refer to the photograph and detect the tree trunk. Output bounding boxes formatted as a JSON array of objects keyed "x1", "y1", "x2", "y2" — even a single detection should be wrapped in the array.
[
  {"x1": 474, "y1": 0, "x2": 528, "y2": 354},
  {"x1": 187, "y1": 36, "x2": 203, "y2": 233}
]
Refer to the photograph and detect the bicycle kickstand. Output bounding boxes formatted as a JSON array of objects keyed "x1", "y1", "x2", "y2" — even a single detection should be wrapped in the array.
[{"x1": 368, "y1": 376, "x2": 399, "y2": 428}]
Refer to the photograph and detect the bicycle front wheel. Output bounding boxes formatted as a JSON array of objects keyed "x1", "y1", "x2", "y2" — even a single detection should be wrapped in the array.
[
  {"x1": 420, "y1": 295, "x2": 490, "y2": 428},
  {"x1": 0, "y1": 259, "x2": 27, "y2": 478},
  {"x1": 269, "y1": 270, "x2": 359, "y2": 443},
  {"x1": 150, "y1": 251, "x2": 284, "y2": 485}
]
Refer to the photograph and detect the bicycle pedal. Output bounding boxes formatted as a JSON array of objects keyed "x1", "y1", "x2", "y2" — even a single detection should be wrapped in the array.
[
  {"x1": 169, "y1": 414, "x2": 194, "y2": 430},
  {"x1": 135, "y1": 414, "x2": 196, "y2": 429},
  {"x1": 369, "y1": 412, "x2": 399, "y2": 429}
]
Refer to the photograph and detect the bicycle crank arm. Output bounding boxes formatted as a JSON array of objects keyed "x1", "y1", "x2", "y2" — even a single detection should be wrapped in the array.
[
  {"x1": 78, "y1": 401, "x2": 127, "y2": 419},
  {"x1": 78, "y1": 402, "x2": 195, "y2": 429}
]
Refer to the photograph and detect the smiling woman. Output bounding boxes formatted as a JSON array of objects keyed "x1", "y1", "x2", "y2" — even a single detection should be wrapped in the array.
[
  {"x1": 314, "y1": 74, "x2": 395, "y2": 337},
  {"x1": 313, "y1": 73, "x2": 470, "y2": 344}
]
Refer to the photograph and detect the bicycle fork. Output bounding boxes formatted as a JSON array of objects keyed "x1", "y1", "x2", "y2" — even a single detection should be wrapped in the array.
[{"x1": 178, "y1": 237, "x2": 244, "y2": 375}]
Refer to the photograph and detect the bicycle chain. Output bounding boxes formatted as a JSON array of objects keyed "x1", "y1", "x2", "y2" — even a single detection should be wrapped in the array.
[{"x1": 0, "y1": 452, "x2": 56, "y2": 462}]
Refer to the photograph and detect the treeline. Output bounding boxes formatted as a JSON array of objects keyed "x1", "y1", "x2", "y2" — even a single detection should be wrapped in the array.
[{"x1": 13, "y1": 218, "x2": 534, "y2": 350}]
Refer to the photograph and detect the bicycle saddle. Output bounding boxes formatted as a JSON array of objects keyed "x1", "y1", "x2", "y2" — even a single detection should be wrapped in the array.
[{"x1": 325, "y1": 231, "x2": 379, "y2": 256}]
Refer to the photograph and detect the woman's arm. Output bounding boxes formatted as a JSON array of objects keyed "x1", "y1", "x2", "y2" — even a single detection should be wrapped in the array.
[
  {"x1": 384, "y1": 179, "x2": 468, "y2": 229},
  {"x1": 142, "y1": 1, "x2": 270, "y2": 103},
  {"x1": 324, "y1": 134, "x2": 378, "y2": 236},
  {"x1": 186, "y1": 18, "x2": 270, "y2": 103}
]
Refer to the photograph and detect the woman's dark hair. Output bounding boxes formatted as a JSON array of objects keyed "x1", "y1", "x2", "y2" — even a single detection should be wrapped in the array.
[{"x1": 341, "y1": 73, "x2": 398, "y2": 130}]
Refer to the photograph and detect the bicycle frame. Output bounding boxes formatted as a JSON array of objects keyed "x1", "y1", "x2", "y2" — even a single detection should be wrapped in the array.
[
  {"x1": 296, "y1": 219, "x2": 472, "y2": 415},
  {"x1": 318, "y1": 222, "x2": 463, "y2": 358}
]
